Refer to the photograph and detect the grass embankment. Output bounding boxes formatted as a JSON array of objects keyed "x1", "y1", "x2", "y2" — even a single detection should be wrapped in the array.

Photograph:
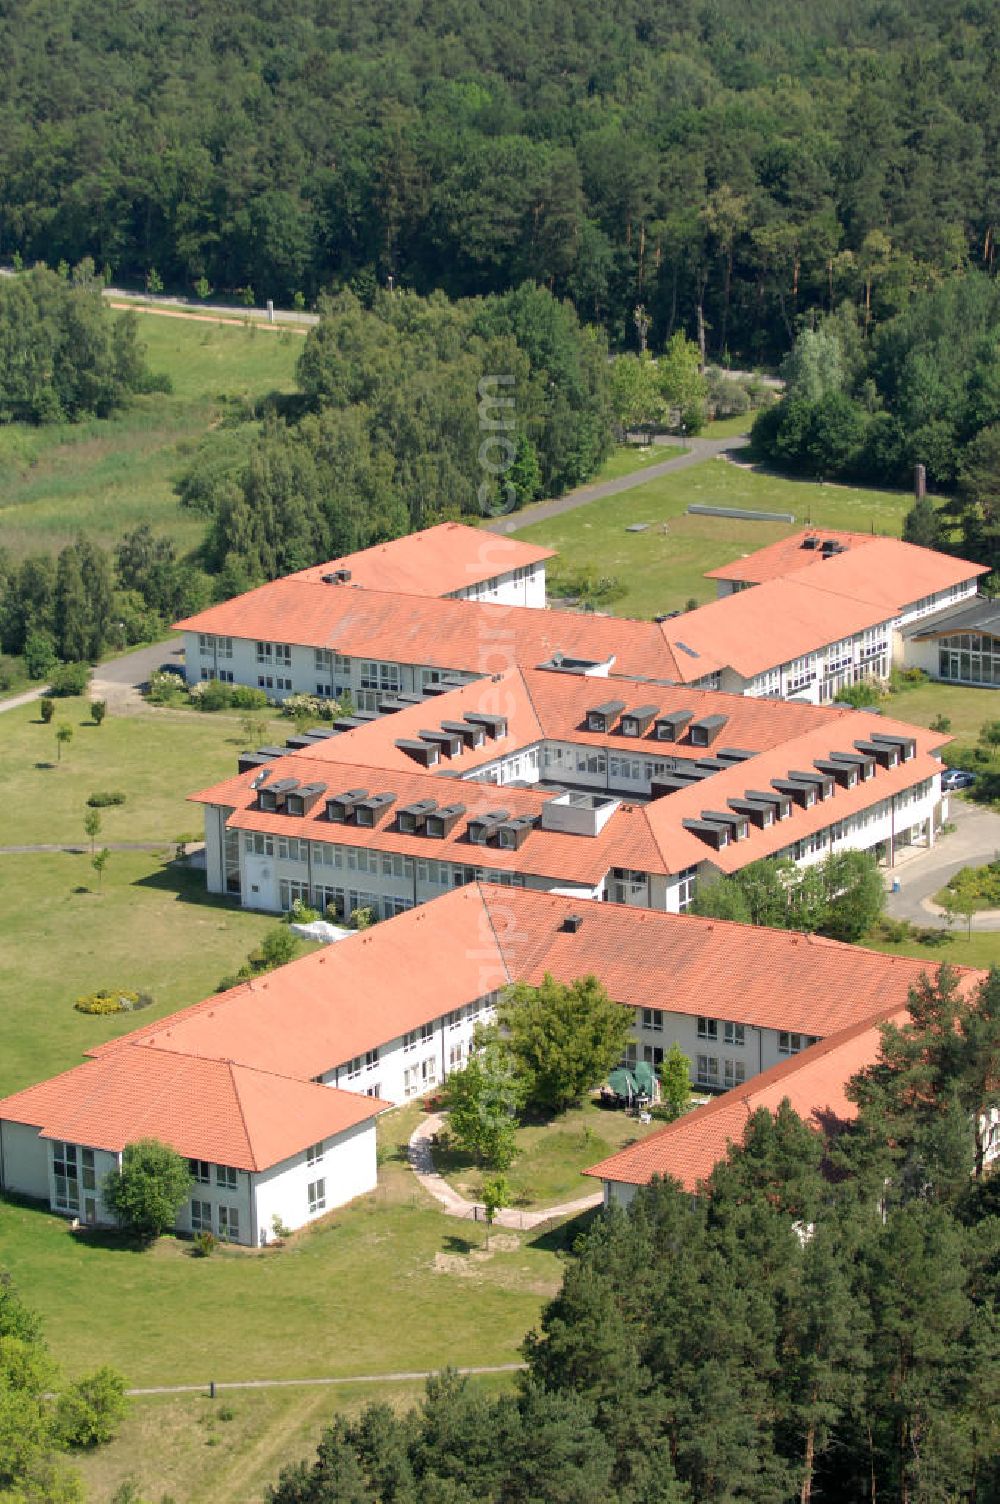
[
  {"x1": 515, "y1": 458, "x2": 918, "y2": 619},
  {"x1": 0, "y1": 314, "x2": 300, "y2": 560},
  {"x1": 0, "y1": 697, "x2": 291, "y2": 1092},
  {"x1": 434, "y1": 1099, "x2": 658, "y2": 1207}
]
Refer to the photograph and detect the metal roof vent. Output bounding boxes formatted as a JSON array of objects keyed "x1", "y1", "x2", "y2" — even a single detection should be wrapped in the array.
[{"x1": 562, "y1": 914, "x2": 584, "y2": 933}]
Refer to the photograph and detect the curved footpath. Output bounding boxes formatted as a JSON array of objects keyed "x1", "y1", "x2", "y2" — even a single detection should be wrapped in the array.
[{"x1": 407, "y1": 1113, "x2": 601, "y2": 1229}]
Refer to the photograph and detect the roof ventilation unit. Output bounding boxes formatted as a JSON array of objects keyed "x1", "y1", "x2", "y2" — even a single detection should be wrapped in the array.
[
  {"x1": 321, "y1": 567, "x2": 352, "y2": 584},
  {"x1": 494, "y1": 815, "x2": 538, "y2": 850},
  {"x1": 802, "y1": 535, "x2": 820, "y2": 550},
  {"x1": 562, "y1": 914, "x2": 584, "y2": 934}
]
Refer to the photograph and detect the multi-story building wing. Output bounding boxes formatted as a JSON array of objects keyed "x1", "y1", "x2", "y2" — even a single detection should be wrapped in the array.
[{"x1": 191, "y1": 666, "x2": 949, "y2": 920}]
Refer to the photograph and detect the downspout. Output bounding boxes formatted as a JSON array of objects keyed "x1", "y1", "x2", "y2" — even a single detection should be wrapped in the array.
[
  {"x1": 0, "y1": 1120, "x2": 6, "y2": 1193},
  {"x1": 890, "y1": 793, "x2": 896, "y2": 869}
]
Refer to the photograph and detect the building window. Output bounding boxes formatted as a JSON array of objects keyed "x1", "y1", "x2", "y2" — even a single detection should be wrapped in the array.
[
  {"x1": 279, "y1": 879, "x2": 310, "y2": 911},
  {"x1": 306, "y1": 1142, "x2": 324, "y2": 1167},
  {"x1": 52, "y1": 1142, "x2": 80, "y2": 1212},
  {"x1": 81, "y1": 1148, "x2": 95, "y2": 1191},
  {"x1": 191, "y1": 1199, "x2": 212, "y2": 1231},
  {"x1": 696, "y1": 1055, "x2": 719, "y2": 1086},
  {"x1": 189, "y1": 1159, "x2": 211, "y2": 1184},
  {"x1": 676, "y1": 866, "x2": 698, "y2": 913},
  {"x1": 697, "y1": 1017, "x2": 718, "y2": 1040},
  {"x1": 449, "y1": 1041, "x2": 465, "y2": 1070},
  {"x1": 778, "y1": 1032, "x2": 818, "y2": 1056},
  {"x1": 723, "y1": 1022, "x2": 745, "y2": 1047},
  {"x1": 723, "y1": 1059, "x2": 746, "y2": 1088},
  {"x1": 308, "y1": 1179, "x2": 326, "y2": 1215},
  {"x1": 641, "y1": 1008, "x2": 663, "y2": 1033},
  {"x1": 216, "y1": 1166, "x2": 238, "y2": 1191},
  {"x1": 217, "y1": 1206, "x2": 240, "y2": 1241},
  {"x1": 365, "y1": 1048, "x2": 380, "y2": 1069}
]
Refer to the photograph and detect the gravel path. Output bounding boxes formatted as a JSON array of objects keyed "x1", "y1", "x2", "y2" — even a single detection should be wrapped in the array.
[
  {"x1": 0, "y1": 842, "x2": 170, "y2": 854},
  {"x1": 126, "y1": 1362, "x2": 526, "y2": 1398},
  {"x1": 407, "y1": 1113, "x2": 602, "y2": 1228},
  {"x1": 486, "y1": 434, "x2": 748, "y2": 534}
]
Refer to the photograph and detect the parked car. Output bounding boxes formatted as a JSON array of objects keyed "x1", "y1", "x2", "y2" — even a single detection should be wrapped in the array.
[{"x1": 942, "y1": 769, "x2": 976, "y2": 792}]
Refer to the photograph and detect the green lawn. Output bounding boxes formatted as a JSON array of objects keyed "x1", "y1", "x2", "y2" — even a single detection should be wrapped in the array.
[
  {"x1": 0, "y1": 697, "x2": 293, "y2": 1092},
  {"x1": 0, "y1": 313, "x2": 300, "y2": 560},
  {"x1": 865, "y1": 927, "x2": 1000, "y2": 970},
  {"x1": 590, "y1": 443, "x2": 685, "y2": 483},
  {"x1": 702, "y1": 414, "x2": 754, "y2": 438},
  {"x1": 880, "y1": 680, "x2": 1000, "y2": 743},
  {"x1": 0, "y1": 1103, "x2": 570, "y2": 1387},
  {"x1": 0, "y1": 695, "x2": 285, "y2": 848},
  {"x1": 515, "y1": 457, "x2": 919, "y2": 618},
  {"x1": 435, "y1": 1099, "x2": 658, "y2": 1207}
]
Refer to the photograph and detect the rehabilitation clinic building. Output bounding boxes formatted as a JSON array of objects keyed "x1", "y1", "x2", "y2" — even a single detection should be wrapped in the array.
[
  {"x1": 191, "y1": 665, "x2": 950, "y2": 920},
  {"x1": 0, "y1": 885, "x2": 977, "y2": 1239}
]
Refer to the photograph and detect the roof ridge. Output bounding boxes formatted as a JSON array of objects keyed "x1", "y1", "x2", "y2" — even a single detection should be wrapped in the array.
[
  {"x1": 225, "y1": 1059, "x2": 259, "y2": 1173},
  {"x1": 477, "y1": 884, "x2": 517, "y2": 989}
]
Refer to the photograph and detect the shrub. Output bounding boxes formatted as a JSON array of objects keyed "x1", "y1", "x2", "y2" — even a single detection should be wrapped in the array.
[
  {"x1": 55, "y1": 1366, "x2": 129, "y2": 1448},
  {"x1": 74, "y1": 988, "x2": 153, "y2": 1015},
  {"x1": 87, "y1": 790, "x2": 126, "y2": 807},
  {"x1": 147, "y1": 669, "x2": 188, "y2": 705},
  {"x1": 281, "y1": 692, "x2": 334, "y2": 722},
  {"x1": 287, "y1": 897, "x2": 321, "y2": 924},
  {"x1": 0, "y1": 654, "x2": 15, "y2": 691},
  {"x1": 834, "y1": 680, "x2": 881, "y2": 708},
  {"x1": 193, "y1": 677, "x2": 234, "y2": 711},
  {"x1": 230, "y1": 684, "x2": 269, "y2": 710},
  {"x1": 40, "y1": 697, "x2": 55, "y2": 723},
  {"x1": 48, "y1": 661, "x2": 91, "y2": 696},
  {"x1": 90, "y1": 699, "x2": 107, "y2": 725},
  {"x1": 930, "y1": 714, "x2": 952, "y2": 733},
  {"x1": 271, "y1": 1214, "x2": 292, "y2": 1241},
  {"x1": 192, "y1": 1231, "x2": 218, "y2": 1258}
]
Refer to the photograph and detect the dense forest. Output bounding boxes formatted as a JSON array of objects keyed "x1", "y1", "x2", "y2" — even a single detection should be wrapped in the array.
[
  {"x1": 267, "y1": 964, "x2": 1000, "y2": 1504},
  {"x1": 1, "y1": 0, "x2": 997, "y2": 361}
]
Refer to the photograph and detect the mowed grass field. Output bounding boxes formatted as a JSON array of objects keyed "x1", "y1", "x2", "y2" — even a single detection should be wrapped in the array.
[
  {"x1": 0, "y1": 313, "x2": 301, "y2": 559},
  {"x1": 74, "y1": 1373, "x2": 517, "y2": 1504},
  {"x1": 0, "y1": 697, "x2": 292, "y2": 1091},
  {"x1": 515, "y1": 457, "x2": 921, "y2": 618},
  {"x1": 2, "y1": 1103, "x2": 569, "y2": 1500}
]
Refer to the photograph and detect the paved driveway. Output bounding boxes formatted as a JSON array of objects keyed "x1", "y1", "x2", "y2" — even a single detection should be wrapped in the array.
[{"x1": 886, "y1": 799, "x2": 1000, "y2": 929}]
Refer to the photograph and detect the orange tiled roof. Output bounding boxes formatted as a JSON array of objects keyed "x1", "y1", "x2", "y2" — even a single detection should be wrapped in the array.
[
  {"x1": 706, "y1": 531, "x2": 988, "y2": 607},
  {"x1": 176, "y1": 585, "x2": 687, "y2": 683},
  {"x1": 90, "y1": 888, "x2": 513, "y2": 1079},
  {"x1": 657, "y1": 575, "x2": 892, "y2": 681},
  {"x1": 288, "y1": 666, "x2": 852, "y2": 778},
  {"x1": 642, "y1": 711, "x2": 947, "y2": 874},
  {"x1": 479, "y1": 887, "x2": 975, "y2": 1037},
  {"x1": 0, "y1": 1046, "x2": 385, "y2": 1171},
  {"x1": 583, "y1": 1008, "x2": 906, "y2": 1190},
  {"x1": 705, "y1": 530, "x2": 877, "y2": 584},
  {"x1": 86, "y1": 886, "x2": 985, "y2": 1080},
  {"x1": 288, "y1": 522, "x2": 554, "y2": 596}
]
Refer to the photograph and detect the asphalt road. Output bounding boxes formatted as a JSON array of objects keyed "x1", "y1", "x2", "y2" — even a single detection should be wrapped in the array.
[
  {"x1": 90, "y1": 637, "x2": 183, "y2": 689},
  {"x1": 486, "y1": 434, "x2": 748, "y2": 534},
  {"x1": 886, "y1": 799, "x2": 1000, "y2": 929}
]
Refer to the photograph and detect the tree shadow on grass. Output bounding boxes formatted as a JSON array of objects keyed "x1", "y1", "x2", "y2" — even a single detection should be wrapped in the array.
[
  {"x1": 131, "y1": 862, "x2": 246, "y2": 911},
  {"x1": 526, "y1": 1206, "x2": 602, "y2": 1256},
  {"x1": 34, "y1": 760, "x2": 56, "y2": 769},
  {"x1": 441, "y1": 1233, "x2": 479, "y2": 1255}
]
